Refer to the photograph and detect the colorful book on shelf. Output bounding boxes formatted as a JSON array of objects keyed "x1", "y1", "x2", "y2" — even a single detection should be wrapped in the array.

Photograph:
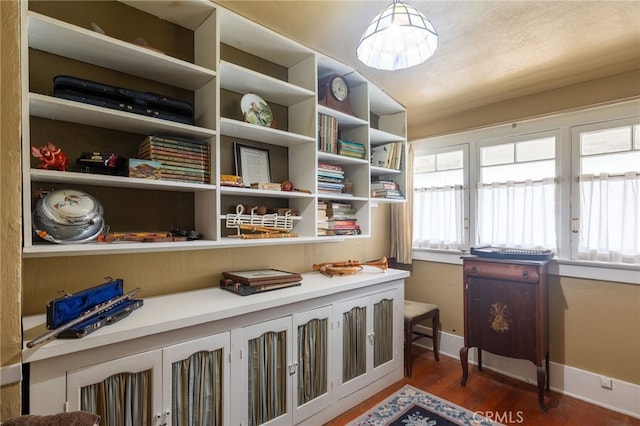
[
  {"x1": 144, "y1": 135, "x2": 209, "y2": 148},
  {"x1": 140, "y1": 138, "x2": 209, "y2": 153},
  {"x1": 160, "y1": 172, "x2": 209, "y2": 183},
  {"x1": 139, "y1": 151, "x2": 210, "y2": 165},
  {"x1": 318, "y1": 168, "x2": 343, "y2": 176},
  {"x1": 318, "y1": 169, "x2": 344, "y2": 178},
  {"x1": 141, "y1": 146, "x2": 208, "y2": 159},
  {"x1": 327, "y1": 219, "x2": 358, "y2": 229},
  {"x1": 371, "y1": 179, "x2": 400, "y2": 190},
  {"x1": 370, "y1": 142, "x2": 403, "y2": 169},
  {"x1": 318, "y1": 162, "x2": 343, "y2": 171},
  {"x1": 325, "y1": 202, "x2": 353, "y2": 211},
  {"x1": 318, "y1": 113, "x2": 338, "y2": 154},
  {"x1": 373, "y1": 190, "x2": 404, "y2": 199},
  {"x1": 325, "y1": 228, "x2": 361, "y2": 236},
  {"x1": 329, "y1": 212, "x2": 357, "y2": 220},
  {"x1": 337, "y1": 139, "x2": 366, "y2": 159},
  {"x1": 140, "y1": 157, "x2": 209, "y2": 170},
  {"x1": 158, "y1": 164, "x2": 210, "y2": 176}
]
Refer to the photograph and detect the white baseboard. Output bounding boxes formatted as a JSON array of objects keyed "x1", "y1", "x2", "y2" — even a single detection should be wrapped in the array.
[
  {"x1": 0, "y1": 362, "x2": 22, "y2": 386},
  {"x1": 414, "y1": 325, "x2": 640, "y2": 419}
]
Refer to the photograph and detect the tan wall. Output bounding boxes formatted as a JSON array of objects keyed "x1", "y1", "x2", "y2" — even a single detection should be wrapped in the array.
[
  {"x1": 2, "y1": 0, "x2": 640, "y2": 419},
  {"x1": 1, "y1": 0, "x2": 24, "y2": 420},
  {"x1": 406, "y1": 261, "x2": 640, "y2": 385},
  {"x1": 21, "y1": 208, "x2": 391, "y2": 314},
  {"x1": 409, "y1": 69, "x2": 640, "y2": 140}
]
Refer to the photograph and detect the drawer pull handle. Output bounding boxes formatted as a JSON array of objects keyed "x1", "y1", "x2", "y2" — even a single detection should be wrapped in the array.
[
  {"x1": 470, "y1": 266, "x2": 477, "y2": 274},
  {"x1": 522, "y1": 271, "x2": 529, "y2": 279}
]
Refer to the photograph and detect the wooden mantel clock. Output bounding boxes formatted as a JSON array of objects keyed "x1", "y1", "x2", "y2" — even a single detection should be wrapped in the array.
[{"x1": 318, "y1": 74, "x2": 355, "y2": 116}]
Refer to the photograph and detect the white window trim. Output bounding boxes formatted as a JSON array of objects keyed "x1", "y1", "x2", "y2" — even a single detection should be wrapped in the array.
[
  {"x1": 413, "y1": 143, "x2": 470, "y2": 249},
  {"x1": 411, "y1": 99, "x2": 640, "y2": 285},
  {"x1": 570, "y1": 116, "x2": 640, "y2": 261}
]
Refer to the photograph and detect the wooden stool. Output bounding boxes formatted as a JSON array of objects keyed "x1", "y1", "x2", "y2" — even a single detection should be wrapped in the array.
[{"x1": 404, "y1": 300, "x2": 440, "y2": 377}]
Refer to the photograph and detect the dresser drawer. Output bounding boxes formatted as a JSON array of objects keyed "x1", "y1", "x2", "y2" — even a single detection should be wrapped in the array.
[{"x1": 463, "y1": 260, "x2": 540, "y2": 283}]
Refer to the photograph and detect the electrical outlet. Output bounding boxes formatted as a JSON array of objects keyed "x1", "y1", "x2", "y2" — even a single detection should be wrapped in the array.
[{"x1": 600, "y1": 376, "x2": 613, "y2": 390}]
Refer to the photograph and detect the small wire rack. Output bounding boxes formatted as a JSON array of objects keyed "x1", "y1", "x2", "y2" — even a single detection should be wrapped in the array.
[{"x1": 225, "y1": 205, "x2": 294, "y2": 236}]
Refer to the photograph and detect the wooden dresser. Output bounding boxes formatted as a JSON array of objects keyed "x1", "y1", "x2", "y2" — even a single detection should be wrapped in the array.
[{"x1": 460, "y1": 256, "x2": 550, "y2": 412}]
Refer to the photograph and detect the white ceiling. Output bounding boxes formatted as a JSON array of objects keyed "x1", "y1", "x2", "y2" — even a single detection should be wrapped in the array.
[{"x1": 217, "y1": 1, "x2": 640, "y2": 131}]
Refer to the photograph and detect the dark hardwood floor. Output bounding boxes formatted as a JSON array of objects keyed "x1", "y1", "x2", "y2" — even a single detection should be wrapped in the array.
[{"x1": 324, "y1": 347, "x2": 639, "y2": 425}]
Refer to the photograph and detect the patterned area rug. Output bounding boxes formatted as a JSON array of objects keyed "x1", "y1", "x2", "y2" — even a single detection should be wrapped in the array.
[{"x1": 348, "y1": 385, "x2": 502, "y2": 426}]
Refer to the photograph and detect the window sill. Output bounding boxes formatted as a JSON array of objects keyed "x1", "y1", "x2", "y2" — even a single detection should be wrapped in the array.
[{"x1": 412, "y1": 249, "x2": 640, "y2": 285}]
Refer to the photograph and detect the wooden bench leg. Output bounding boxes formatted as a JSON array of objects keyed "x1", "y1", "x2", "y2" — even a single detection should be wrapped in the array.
[
  {"x1": 405, "y1": 318, "x2": 413, "y2": 377},
  {"x1": 433, "y1": 309, "x2": 440, "y2": 361}
]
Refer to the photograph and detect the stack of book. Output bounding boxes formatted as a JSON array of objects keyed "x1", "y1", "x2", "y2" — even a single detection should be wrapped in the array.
[
  {"x1": 371, "y1": 179, "x2": 404, "y2": 199},
  {"x1": 138, "y1": 135, "x2": 210, "y2": 183},
  {"x1": 317, "y1": 162, "x2": 345, "y2": 195},
  {"x1": 317, "y1": 202, "x2": 329, "y2": 236},
  {"x1": 220, "y1": 269, "x2": 302, "y2": 296},
  {"x1": 337, "y1": 139, "x2": 366, "y2": 159},
  {"x1": 370, "y1": 142, "x2": 403, "y2": 170},
  {"x1": 318, "y1": 113, "x2": 338, "y2": 154},
  {"x1": 325, "y1": 201, "x2": 360, "y2": 236}
]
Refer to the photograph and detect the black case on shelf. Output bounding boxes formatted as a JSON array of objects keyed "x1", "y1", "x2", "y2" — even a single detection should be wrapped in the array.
[
  {"x1": 53, "y1": 75, "x2": 194, "y2": 125},
  {"x1": 219, "y1": 279, "x2": 301, "y2": 296},
  {"x1": 46, "y1": 278, "x2": 143, "y2": 339},
  {"x1": 470, "y1": 245, "x2": 554, "y2": 261}
]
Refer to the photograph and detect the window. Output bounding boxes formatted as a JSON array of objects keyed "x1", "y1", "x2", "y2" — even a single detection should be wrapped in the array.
[
  {"x1": 572, "y1": 119, "x2": 640, "y2": 264},
  {"x1": 411, "y1": 100, "x2": 640, "y2": 283},
  {"x1": 477, "y1": 135, "x2": 558, "y2": 250},
  {"x1": 413, "y1": 146, "x2": 467, "y2": 250}
]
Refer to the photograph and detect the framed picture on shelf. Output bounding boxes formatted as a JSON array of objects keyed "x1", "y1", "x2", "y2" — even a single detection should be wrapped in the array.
[{"x1": 234, "y1": 143, "x2": 272, "y2": 185}]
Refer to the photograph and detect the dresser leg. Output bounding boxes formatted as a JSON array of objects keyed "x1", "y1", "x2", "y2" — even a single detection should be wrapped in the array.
[
  {"x1": 537, "y1": 365, "x2": 548, "y2": 413},
  {"x1": 460, "y1": 347, "x2": 469, "y2": 386},
  {"x1": 546, "y1": 353, "x2": 550, "y2": 391},
  {"x1": 477, "y1": 348, "x2": 483, "y2": 372}
]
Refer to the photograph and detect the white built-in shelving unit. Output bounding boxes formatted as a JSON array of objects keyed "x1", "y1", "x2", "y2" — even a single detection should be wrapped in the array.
[{"x1": 20, "y1": 0, "x2": 407, "y2": 257}]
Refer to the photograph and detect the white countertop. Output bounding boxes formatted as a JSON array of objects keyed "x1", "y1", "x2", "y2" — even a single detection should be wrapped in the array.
[{"x1": 22, "y1": 267, "x2": 409, "y2": 363}]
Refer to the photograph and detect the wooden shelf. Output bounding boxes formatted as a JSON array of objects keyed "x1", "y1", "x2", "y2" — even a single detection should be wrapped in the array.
[
  {"x1": 120, "y1": 0, "x2": 216, "y2": 31},
  {"x1": 220, "y1": 61, "x2": 314, "y2": 106},
  {"x1": 370, "y1": 166, "x2": 402, "y2": 176},
  {"x1": 218, "y1": 8, "x2": 313, "y2": 69},
  {"x1": 317, "y1": 152, "x2": 368, "y2": 166},
  {"x1": 317, "y1": 105, "x2": 368, "y2": 128},
  {"x1": 370, "y1": 128, "x2": 404, "y2": 145},
  {"x1": 28, "y1": 12, "x2": 216, "y2": 91},
  {"x1": 220, "y1": 186, "x2": 315, "y2": 199},
  {"x1": 29, "y1": 93, "x2": 216, "y2": 140},
  {"x1": 31, "y1": 169, "x2": 216, "y2": 192},
  {"x1": 219, "y1": 117, "x2": 314, "y2": 147}
]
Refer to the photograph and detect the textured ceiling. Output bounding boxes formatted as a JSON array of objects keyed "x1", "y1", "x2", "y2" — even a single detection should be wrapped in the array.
[{"x1": 217, "y1": 1, "x2": 640, "y2": 130}]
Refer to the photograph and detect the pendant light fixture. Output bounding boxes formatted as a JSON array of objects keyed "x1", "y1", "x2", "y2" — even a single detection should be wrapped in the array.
[{"x1": 356, "y1": 0, "x2": 438, "y2": 71}]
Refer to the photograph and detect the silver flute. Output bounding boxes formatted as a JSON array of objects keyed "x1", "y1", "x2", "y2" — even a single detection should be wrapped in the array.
[{"x1": 26, "y1": 287, "x2": 141, "y2": 348}]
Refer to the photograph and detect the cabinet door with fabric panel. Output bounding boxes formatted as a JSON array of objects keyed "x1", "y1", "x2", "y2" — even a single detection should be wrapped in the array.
[
  {"x1": 292, "y1": 305, "x2": 334, "y2": 424},
  {"x1": 66, "y1": 349, "x2": 164, "y2": 425},
  {"x1": 233, "y1": 316, "x2": 293, "y2": 426},
  {"x1": 334, "y1": 287, "x2": 401, "y2": 400},
  {"x1": 162, "y1": 333, "x2": 231, "y2": 426},
  {"x1": 66, "y1": 331, "x2": 230, "y2": 426}
]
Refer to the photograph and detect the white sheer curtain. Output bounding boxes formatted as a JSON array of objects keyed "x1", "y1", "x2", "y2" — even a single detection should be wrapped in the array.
[
  {"x1": 477, "y1": 178, "x2": 557, "y2": 250},
  {"x1": 390, "y1": 145, "x2": 414, "y2": 263},
  {"x1": 579, "y1": 172, "x2": 640, "y2": 263},
  {"x1": 413, "y1": 185, "x2": 464, "y2": 250}
]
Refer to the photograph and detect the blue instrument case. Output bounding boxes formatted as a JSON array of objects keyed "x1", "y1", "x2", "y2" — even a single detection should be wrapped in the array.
[{"x1": 46, "y1": 278, "x2": 143, "y2": 339}]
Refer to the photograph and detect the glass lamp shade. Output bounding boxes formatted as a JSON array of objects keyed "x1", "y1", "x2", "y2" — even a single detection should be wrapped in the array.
[{"x1": 356, "y1": 0, "x2": 438, "y2": 71}]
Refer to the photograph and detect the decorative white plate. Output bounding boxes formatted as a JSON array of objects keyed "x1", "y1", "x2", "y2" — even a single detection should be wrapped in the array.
[{"x1": 241, "y1": 93, "x2": 273, "y2": 127}]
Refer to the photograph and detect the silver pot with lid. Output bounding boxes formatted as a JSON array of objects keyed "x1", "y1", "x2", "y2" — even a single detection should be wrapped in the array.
[{"x1": 33, "y1": 189, "x2": 105, "y2": 244}]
